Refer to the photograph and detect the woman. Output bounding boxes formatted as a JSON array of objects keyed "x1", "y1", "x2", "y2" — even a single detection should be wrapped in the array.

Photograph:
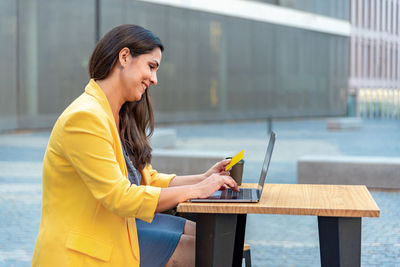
[{"x1": 32, "y1": 24, "x2": 238, "y2": 267}]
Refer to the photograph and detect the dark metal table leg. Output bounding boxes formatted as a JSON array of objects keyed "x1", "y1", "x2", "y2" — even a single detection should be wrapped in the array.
[
  {"x1": 195, "y1": 213, "x2": 238, "y2": 267},
  {"x1": 318, "y1": 216, "x2": 361, "y2": 267},
  {"x1": 232, "y1": 214, "x2": 247, "y2": 267}
]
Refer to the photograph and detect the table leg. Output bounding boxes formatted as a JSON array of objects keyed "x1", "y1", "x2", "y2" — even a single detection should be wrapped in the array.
[
  {"x1": 195, "y1": 213, "x2": 246, "y2": 267},
  {"x1": 318, "y1": 216, "x2": 361, "y2": 267},
  {"x1": 232, "y1": 214, "x2": 247, "y2": 267}
]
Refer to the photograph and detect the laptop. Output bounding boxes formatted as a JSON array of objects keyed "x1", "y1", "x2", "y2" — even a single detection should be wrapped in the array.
[{"x1": 188, "y1": 131, "x2": 276, "y2": 203}]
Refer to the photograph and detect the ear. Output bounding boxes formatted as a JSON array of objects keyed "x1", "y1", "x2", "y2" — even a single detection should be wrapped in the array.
[{"x1": 118, "y1": 47, "x2": 131, "y2": 68}]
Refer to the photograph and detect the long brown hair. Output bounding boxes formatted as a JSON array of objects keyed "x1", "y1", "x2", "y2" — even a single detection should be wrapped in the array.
[{"x1": 88, "y1": 24, "x2": 164, "y2": 170}]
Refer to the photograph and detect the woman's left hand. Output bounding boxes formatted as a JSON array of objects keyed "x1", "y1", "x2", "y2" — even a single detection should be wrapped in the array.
[{"x1": 203, "y1": 159, "x2": 231, "y2": 179}]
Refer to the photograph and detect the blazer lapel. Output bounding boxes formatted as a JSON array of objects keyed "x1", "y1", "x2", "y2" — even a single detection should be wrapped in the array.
[{"x1": 84, "y1": 79, "x2": 129, "y2": 180}]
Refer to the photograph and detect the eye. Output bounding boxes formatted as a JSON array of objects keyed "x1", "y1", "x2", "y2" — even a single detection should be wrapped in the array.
[{"x1": 149, "y1": 64, "x2": 155, "y2": 70}]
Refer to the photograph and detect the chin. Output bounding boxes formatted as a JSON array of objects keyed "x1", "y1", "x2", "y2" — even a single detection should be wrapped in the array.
[{"x1": 131, "y1": 94, "x2": 144, "y2": 102}]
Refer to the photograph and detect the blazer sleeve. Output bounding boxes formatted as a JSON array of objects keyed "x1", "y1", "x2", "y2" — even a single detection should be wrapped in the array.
[
  {"x1": 143, "y1": 164, "x2": 176, "y2": 188},
  {"x1": 61, "y1": 110, "x2": 160, "y2": 222}
]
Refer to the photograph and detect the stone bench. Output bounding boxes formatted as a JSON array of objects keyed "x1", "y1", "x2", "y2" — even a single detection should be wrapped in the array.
[
  {"x1": 152, "y1": 149, "x2": 232, "y2": 175},
  {"x1": 297, "y1": 155, "x2": 400, "y2": 189},
  {"x1": 326, "y1": 117, "x2": 362, "y2": 130}
]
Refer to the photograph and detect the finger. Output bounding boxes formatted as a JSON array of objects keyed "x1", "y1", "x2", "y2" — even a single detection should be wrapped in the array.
[
  {"x1": 219, "y1": 171, "x2": 230, "y2": 176},
  {"x1": 220, "y1": 159, "x2": 231, "y2": 171},
  {"x1": 210, "y1": 160, "x2": 229, "y2": 173},
  {"x1": 223, "y1": 159, "x2": 231, "y2": 165},
  {"x1": 222, "y1": 176, "x2": 239, "y2": 191},
  {"x1": 233, "y1": 183, "x2": 240, "y2": 192},
  {"x1": 221, "y1": 159, "x2": 231, "y2": 167},
  {"x1": 219, "y1": 185, "x2": 227, "y2": 191},
  {"x1": 214, "y1": 160, "x2": 226, "y2": 170},
  {"x1": 230, "y1": 178, "x2": 239, "y2": 191}
]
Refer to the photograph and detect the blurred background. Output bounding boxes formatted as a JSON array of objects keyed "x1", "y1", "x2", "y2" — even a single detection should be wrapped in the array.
[
  {"x1": 0, "y1": 0, "x2": 399, "y2": 266},
  {"x1": 1, "y1": 0, "x2": 398, "y2": 131}
]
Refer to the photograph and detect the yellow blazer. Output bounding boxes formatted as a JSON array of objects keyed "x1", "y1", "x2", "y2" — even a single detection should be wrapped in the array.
[{"x1": 32, "y1": 79, "x2": 175, "y2": 267}]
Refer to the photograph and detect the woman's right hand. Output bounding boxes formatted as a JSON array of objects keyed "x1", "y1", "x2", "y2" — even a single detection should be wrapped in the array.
[
  {"x1": 192, "y1": 173, "x2": 239, "y2": 199},
  {"x1": 157, "y1": 173, "x2": 239, "y2": 212}
]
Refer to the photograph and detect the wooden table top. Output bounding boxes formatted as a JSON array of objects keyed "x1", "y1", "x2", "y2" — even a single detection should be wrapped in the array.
[{"x1": 177, "y1": 183, "x2": 380, "y2": 217}]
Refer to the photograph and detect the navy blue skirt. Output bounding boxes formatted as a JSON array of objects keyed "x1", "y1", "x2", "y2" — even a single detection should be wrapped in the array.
[
  {"x1": 136, "y1": 213, "x2": 186, "y2": 267},
  {"x1": 120, "y1": 145, "x2": 186, "y2": 266}
]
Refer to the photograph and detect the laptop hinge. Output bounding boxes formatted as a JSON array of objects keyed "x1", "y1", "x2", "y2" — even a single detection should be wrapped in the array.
[{"x1": 256, "y1": 189, "x2": 261, "y2": 200}]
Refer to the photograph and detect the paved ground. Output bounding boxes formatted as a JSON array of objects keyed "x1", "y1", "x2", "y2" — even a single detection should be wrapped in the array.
[{"x1": 0, "y1": 118, "x2": 399, "y2": 266}]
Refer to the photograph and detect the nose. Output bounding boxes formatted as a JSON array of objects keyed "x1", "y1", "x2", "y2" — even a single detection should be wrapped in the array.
[{"x1": 150, "y1": 72, "x2": 158, "y2": 85}]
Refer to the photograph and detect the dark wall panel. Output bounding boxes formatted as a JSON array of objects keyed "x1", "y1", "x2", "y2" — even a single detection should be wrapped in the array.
[
  {"x1": 0, "y1": 0, "x2": 350, "y2": 131},
  {"x1": 17, "y1": 0, "x2": 95, "y2": 128},
  {"x1": 101, "y1": 1, "x2": 349, "y2": 122}
]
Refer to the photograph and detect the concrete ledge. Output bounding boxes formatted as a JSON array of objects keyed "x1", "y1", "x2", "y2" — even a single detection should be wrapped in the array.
[
  {"x1": 152, "y1": 149, "x2": 232, "y2": 175},
  {"x1": 326, "y1": 117, "x2": 362, "y2": 130},
  {"x1": 150, "y1": 128, "x2": 177, "y2": 149},
  {"x1": 297, "y1": 155, "x2": 400, "y2": 189}
]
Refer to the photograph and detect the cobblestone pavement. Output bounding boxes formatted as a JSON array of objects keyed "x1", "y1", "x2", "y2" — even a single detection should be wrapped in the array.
[{"x1": 0, "y1": 119, "x2": 399, "y2": 266}]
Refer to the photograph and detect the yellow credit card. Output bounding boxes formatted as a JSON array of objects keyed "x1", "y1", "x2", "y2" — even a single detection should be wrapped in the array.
[{"x1": 225, "y1": 150, "x2": 244, "y2": 171}]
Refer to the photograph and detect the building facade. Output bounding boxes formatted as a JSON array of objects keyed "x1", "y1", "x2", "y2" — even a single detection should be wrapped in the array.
[
  {"x1": 349, "y1": 0, "x2": 400, "y2": 118},
  {"x1": 0, "y1": 0, "x2": 350, "y2": 131}
]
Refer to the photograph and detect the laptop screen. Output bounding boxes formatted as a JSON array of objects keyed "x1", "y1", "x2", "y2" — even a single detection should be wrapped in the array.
[{"x1": 257, "y1": 132, "x2": 276, "y2": 196}]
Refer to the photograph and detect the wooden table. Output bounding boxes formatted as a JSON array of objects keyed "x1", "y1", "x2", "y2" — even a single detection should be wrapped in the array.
[{"x1": 177, "y1": 183, "x2": 380, "y2": 267}]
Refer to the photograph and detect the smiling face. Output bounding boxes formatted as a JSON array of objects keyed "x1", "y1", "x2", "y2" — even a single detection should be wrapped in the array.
[{"x1": 119, "y1": 47, "x2": 162, "y2": 102}]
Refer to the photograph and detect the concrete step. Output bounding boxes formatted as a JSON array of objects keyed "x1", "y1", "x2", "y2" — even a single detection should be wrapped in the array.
[
  {"x1": 326, "y1": 117, "x2": 362, "y2": 130},
  {"x1": 298, "y1": 155, "x2": 400, "y2": 189},
  {"x1": 150, "y1": 128, "x2": 177, "y2": 149}
]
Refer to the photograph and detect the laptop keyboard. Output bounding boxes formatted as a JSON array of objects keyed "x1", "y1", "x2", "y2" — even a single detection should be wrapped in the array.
[{"x1": 220, "y1": 188, "x2": 252, "y2": 199}]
